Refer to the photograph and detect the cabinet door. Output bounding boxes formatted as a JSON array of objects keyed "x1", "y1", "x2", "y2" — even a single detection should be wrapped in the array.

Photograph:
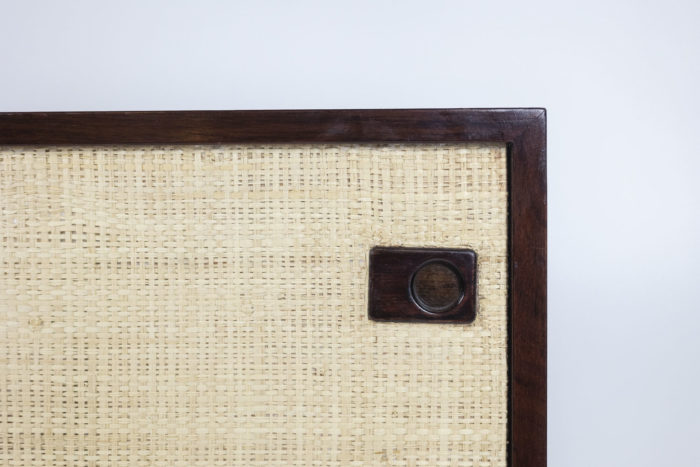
[{"x1": 0, "y1": 110, "x2": 546, "y2": 466}]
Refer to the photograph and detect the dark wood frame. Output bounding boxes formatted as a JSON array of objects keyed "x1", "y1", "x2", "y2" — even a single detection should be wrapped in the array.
[{"x1": 0, "y1": 109, "x2": 547, "y2": 466}]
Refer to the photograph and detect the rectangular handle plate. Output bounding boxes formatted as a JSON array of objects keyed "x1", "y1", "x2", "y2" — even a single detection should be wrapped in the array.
[{"x1": 368, "y1": 246, "x2": 477, "y2": 323}]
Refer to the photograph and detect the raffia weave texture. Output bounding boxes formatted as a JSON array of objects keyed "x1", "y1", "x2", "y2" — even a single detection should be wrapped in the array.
[{"x1": 0, "y1": 144, "x2": 507, "y2": 466}]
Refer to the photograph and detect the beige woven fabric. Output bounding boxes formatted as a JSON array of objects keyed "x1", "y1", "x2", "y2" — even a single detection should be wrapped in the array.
[{"x1": 0, "y1": 143, "x2": 508, "y2": 466}]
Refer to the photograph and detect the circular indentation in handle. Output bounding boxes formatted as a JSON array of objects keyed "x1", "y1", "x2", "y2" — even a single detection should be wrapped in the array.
[{"x1": 410, "y1": 260, "x2": 464, "y2": 313}]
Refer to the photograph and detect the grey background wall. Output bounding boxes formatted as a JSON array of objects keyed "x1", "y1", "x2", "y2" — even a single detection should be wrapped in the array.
[{"x1": 2, "y1": 1, "x2": 699, "y2": 465}]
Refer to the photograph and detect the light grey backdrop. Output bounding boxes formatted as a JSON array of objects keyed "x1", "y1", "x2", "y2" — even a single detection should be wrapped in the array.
[{"x1": 2, "y1": 1, "x2": 699, "y2": 465}]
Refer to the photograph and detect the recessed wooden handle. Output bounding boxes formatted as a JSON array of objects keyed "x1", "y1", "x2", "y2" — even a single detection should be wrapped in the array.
[{"x1": 368, "y1": 247, "x2": 477, "y2": 323}]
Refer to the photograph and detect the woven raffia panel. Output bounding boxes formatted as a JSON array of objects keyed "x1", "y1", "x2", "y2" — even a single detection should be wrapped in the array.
[{"x1": 0, "y1": 144, "x2": 507, "y2": 466}]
